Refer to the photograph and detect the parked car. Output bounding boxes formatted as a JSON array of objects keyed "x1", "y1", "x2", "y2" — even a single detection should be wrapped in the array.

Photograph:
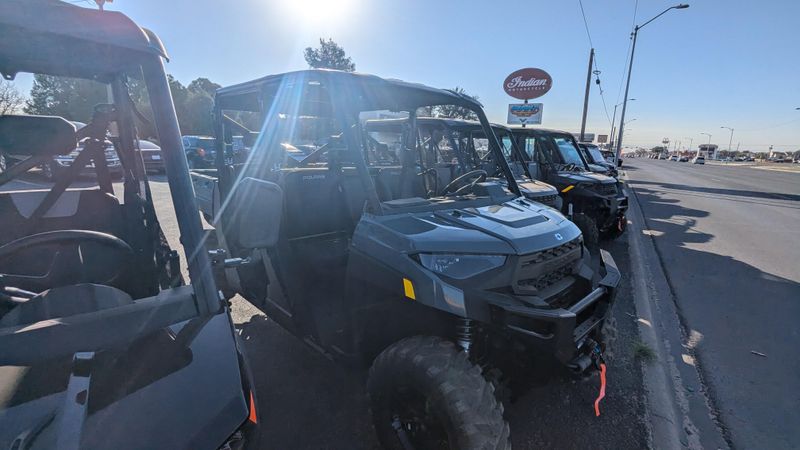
[
  {"x1": 193, "y1": 69, "x2": 620, "y2": 448},
  {"x1": 679, "y1": 156, "x2": 690, "y2": 162},
  {"x1": 2, "y1": 120, "x2": 123, "y2": 180},
  {"x1": 182, "y1": 135, "x2": 217, "y2": 169},
  {"x1": 670, "y1": 155, "x2": 679, "y2": 161},
  {"x1": 0, "y1": 3, "x2": 259, "y2": 449},
  {"x1": 692, "y1": 156, "x2": 705, "y2": 164},
  {"x1": 137, "y1": 139, "x2": 165, "y2": 173}
]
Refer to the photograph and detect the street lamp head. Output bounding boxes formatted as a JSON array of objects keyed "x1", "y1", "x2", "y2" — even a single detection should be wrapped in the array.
[{"x1": 675, "y1": 4, "x2": 690, "y2": 9}]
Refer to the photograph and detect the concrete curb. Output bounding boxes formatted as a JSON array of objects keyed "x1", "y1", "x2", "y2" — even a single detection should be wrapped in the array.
[{"x1": 623, "y1": 173, "x2": 730, "y2": 450}]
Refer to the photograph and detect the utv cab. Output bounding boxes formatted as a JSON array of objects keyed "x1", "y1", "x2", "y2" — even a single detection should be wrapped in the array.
[
  {"x1": 363, "y1": 117, "x2": 562, "y2": 210},
  {"x1": 0, "y1": 2, "x2": 256, "y2": 449},
  {"x1": 199, "y1": 70, "x2": 620, "y2": 449},
  {"x1": 509, "y1": 128, "x2": 629, "y2": 247}
]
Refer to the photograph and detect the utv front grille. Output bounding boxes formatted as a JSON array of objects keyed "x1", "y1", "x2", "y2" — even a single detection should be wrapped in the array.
[
  {"x1": 532, "y1": 194, "x2": 558, "y2": 207},
  {"x1": 514, "y1": 238, "x2": 582, "y2": 295},
  {"x1": 517, "y1": 264, "x2": 573, "y2": 291},
  {"x1": 595, "y1": 183, "x2": 618, "y2": 196}
]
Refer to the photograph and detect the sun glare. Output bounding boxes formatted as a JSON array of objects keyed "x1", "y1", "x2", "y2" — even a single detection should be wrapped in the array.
[{"x1": 282, "y1": 0, "x2": 356, "y2": 26}]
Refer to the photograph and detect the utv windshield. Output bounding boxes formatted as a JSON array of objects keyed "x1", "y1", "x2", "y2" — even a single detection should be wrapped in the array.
[
  {"x1": 583, "y1": 144, "x2": 606, "y2": 164},
  {"x1": 554, "y1": 137, "x2": 588, "y2": 168},
  {"x1": 363, "y1": 118, "x2": 515, "y2": 198}
]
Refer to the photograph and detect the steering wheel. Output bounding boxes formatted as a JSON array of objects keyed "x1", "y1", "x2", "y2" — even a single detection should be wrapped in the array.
[
  {"x1": 441, "y1": 170, "x2": 487, "y2": 196},
  {"x1": 0, "y1": 230, "x2": 134, "y2": 287}
]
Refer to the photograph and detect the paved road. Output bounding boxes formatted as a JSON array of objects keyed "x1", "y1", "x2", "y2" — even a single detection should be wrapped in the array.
[
  {"x1": 2, "y1": 172, "x2": 649, "y2": 449},
  {"x1": 624, "y1": 159, "x2": 800, "y2": 449}
]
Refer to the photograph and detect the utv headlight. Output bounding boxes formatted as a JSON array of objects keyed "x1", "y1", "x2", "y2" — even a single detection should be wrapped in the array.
[{"x1": 418, "y1": 253, "x2": 506, "y2": 280}]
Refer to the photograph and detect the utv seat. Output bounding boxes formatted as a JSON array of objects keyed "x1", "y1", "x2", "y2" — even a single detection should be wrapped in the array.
[
  {"x1": 277, "y1": 168, "x2": 350, "y2": 238},
  {"x1": 0, "y1": 187, "x2": 124, "y2": 245},
  {"x1": 0, "y1": 283, "x2": 133, "y2": 328},
  {"x1": 0, "y1": 188, "x2": 126, "y2": 292}
]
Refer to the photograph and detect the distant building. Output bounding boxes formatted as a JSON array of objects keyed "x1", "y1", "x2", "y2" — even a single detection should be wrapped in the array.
[{"x1": 697, "y1": 144, "x2": 718, "y2": 159}]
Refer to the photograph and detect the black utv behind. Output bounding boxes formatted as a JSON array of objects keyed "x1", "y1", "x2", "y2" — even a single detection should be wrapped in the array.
[
  {"x1": 509, "y1": 128, "x2": 629, "y2": 247},
  {"x1": 0, "y1": 2, "x2": 257, "y2": 449},
  {"x1": 196, "y1": 69, "x2": 620, "y2": 449}
]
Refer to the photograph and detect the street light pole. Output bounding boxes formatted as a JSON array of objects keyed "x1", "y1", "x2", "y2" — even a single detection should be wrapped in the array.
[
  {"x1": 609, "y1": 99, "x2": 634, "y2": 151},
  {"x1": 614, "y1": 3, "x2": 689, "y2": 167},
  {"x1": 721, "y1": 126, "x2": 734, "y2": 159}
]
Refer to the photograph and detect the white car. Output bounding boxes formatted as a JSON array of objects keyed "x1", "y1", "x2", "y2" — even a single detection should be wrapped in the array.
[{"x1": 692, "y1": 156, "x2": 705, "y2": 165}]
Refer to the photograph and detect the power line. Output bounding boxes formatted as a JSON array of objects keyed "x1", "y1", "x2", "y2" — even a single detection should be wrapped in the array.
[
  {"x1": 577, "y1": 0, "x2": 613, "y2": 127},
  {"x1": 577, "y1": 0, "x2": 594, "y2": 48},
  {"x1": 615, "y1": 0, "x2": 639, "y2": 105}
]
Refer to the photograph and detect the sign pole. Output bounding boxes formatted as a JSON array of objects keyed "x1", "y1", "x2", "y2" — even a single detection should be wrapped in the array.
[
  {"x1": 522, "y1": 99, "x2": 528, "y2": 128},
  {"x1": 579, "y1": 48, "x2": 594, "y2": 142}
]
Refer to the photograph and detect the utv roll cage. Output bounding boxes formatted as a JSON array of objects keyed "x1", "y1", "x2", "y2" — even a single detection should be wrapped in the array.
[
  {"x1": 0, "y1": 0, "x2": 219, "y2": 362},
  {"x1": 210, "y1": 70, "x2": 522, "y2": 213}
]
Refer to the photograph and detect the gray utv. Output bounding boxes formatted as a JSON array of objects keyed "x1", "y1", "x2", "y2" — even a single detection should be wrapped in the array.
[
  {"x1": 509, "y1": 128, "x2": 629, "y2": 248},
  {"x1": 0, "y1": 2, "x2": 257, "y2": 449},
  {"x1": 363, "y1": 117, "x2": 563, "y2": 210},
  {"x1": 578, "y1": 142, "x2": 619, "y2": 178},
  {"x1": 197, "y1": 69, "x2": 620, "y2": 449}
]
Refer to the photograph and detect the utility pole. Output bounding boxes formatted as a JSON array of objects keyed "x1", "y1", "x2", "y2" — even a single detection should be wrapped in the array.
[
  {"x1": 579, "y1": 48, "x2": 594, "y2": 142},
  {"x1": 721, "y1": 126, "x2": 734, "y2": 160},
  {"x1": 615, "y1": 4, "x2": 690, "y2": 167}
]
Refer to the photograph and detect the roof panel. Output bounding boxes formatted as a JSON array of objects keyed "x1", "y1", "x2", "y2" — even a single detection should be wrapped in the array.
[{"x1": 0, "y1": 0, "x2": 166, "y2": 80}]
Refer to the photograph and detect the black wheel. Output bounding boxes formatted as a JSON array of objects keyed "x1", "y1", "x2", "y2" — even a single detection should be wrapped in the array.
[
  {"x1": 572, "y1": 213, "x2": 599, "y2": 251},
  {"x1": 601, "y1": 214, "x2": 627, "y2": 240},
  {"x1": 368, "y1": 336, "x2": 510, "y2": 450}
]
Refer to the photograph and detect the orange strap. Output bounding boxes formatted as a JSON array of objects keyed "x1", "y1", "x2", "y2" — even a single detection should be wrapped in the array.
[{"x1": 594, "y1": 363, "x2": 607, "y2": 417}]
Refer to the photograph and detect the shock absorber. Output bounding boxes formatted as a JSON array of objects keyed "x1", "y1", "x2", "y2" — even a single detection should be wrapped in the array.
[{"x1": 456, "y1": 318, "x2": 474, "y2": 354}]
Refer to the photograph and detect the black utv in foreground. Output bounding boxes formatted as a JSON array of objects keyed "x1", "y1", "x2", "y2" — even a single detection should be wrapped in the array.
[
  {"x1": 509, "y1": 128, "x2": 628, "y2": 247},
  {"x1": 196, "y1": 69, "x2": 620, "y2": 449},
  {"x1": 364, "y1": 117, "x2": 563, "y2": 209},
  {"x1": 0, "y1": 2, "x2": 257, "y2": 449}
]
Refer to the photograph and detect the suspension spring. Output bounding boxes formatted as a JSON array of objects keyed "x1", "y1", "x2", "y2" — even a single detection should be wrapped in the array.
[{"x1": 456, "y1": 318, "x2": 474, "y2": 354}]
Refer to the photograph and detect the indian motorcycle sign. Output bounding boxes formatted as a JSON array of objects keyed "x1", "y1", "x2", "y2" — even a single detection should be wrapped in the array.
[{"x1": 503, "y1": 68, "x2": 553, "y2": 100}]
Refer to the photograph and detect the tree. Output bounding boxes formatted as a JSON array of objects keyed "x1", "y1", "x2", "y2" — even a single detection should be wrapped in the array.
[
  {"x1": 304, "y1": 38, "x2": 356, "y2": 72},
  {"x1": 430, "y1": 87, "x2": 479, "y2": 121},
  {"x1": 188, "y1": 77, "x2": 220, "y2": 97},
  {"x1": 24, "y1": 74, "x2": 108, "y2": 122},
  {"x1": 0, "y1": 80, "x2": 25, "y2": 116}
]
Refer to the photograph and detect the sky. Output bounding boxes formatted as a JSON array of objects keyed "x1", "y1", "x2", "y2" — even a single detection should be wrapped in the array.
[{"x1": 14, "y1": 0, "x2": 800, "y2": 152}]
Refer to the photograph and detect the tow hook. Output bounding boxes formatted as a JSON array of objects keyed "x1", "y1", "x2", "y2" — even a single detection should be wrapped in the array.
[{"x1": 568, "y1": 338, "x2": 603, "y2": 374}]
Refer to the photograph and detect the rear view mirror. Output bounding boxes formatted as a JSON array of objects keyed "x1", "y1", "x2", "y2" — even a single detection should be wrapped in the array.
[{"x1": 230, "y1": 177, "x2": 283, "y2": 248}]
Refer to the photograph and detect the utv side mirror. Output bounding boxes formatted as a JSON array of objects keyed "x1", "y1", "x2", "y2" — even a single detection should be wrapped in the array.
[{"x1": 230, "y1": 177, "x2": 283, "y2": 248}]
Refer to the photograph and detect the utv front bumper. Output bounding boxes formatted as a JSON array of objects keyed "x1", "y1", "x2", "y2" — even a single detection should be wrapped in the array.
[{"x1": 485, "y1": 249, "x2": 620, "y2": 364}]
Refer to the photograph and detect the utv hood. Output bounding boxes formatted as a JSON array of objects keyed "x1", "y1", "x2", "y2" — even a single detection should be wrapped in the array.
[
  {"x1": 0, "y1": 312, "x2": 248, "y2": 450},
  {"x1": 557, "y1": 170, "x2": 616, "y2": 185},
  {"x1": 518, "y1": 179, "x2": 558, "y2": 196},
  {"x1": 361, "y1": 199, "x2": 581, "y2": 256}
]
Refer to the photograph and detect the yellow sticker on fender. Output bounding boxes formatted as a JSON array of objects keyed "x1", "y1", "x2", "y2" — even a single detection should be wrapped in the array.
[
  {"x1": 561, "y1": 185, "x2": 575, "y2": 193},
  {"x1": 403, "y1": 278, "x2": 416, "y2": 300}
]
